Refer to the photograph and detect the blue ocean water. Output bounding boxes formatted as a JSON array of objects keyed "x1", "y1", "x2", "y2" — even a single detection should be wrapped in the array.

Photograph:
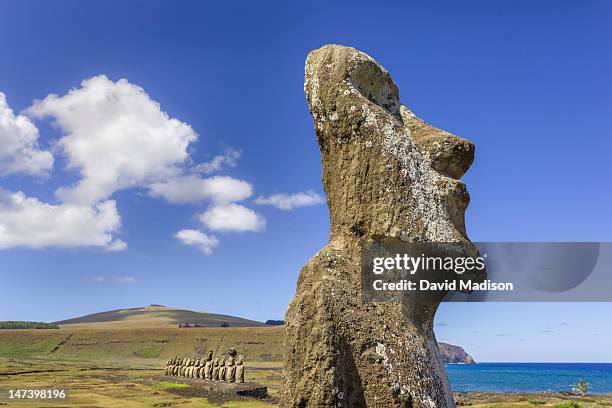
[{"x1": 445, "y1": 363, "x2": 612, "y2": 393}]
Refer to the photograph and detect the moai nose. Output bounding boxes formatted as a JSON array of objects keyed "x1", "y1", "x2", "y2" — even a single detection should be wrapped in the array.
[{"x1": 401, "y1": 107, "x2": 474, "y2": 179}]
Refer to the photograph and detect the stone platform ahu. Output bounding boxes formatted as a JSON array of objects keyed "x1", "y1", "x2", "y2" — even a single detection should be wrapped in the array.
[{"x1": 281, "y1": 45, "x2": 484, "y2": 407}]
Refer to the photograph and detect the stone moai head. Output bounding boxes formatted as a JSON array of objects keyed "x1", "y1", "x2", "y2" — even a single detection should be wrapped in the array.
[
  {"x1": 237, "y1": 355, "x2": 244, "y2": 364},
  {"x1": 213, "y1": 358, "x2": 219, "y2": 366},
  {"x1": 304, "y1": 44, "x2": 484, "y2": 322},
  {"x1": 305, "y1": 44, "x2": 474, "y2": 245}
]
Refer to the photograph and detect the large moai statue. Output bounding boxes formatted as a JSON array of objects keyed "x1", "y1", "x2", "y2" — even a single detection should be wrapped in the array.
[
  {"x1": 196, "y1": 358, "x2": 203, "y2": 379},
  {"x1": 171, "y1": 356, "x2": 179, "y2": 376},
  {"x1": 173, "y1": 358, "x2": 182, "y2": 376},
  {"x1": 236, "y1": 355, "x2": 245, "y2": 383},
  {"x1": 219, "y1": 357, "x2": 227, "y2": 382},
  {"x1": 168, "y1": 357, "x2": 178, "y2": 376},
  {"x1": 186, "y1": 358, "x2": 193, "y2": 378},
  {"x1": 212, "y1": 358, "x2": 220, "y2": 381},
  {"x1": 195, "y1": 358, "x2": 202, "y2": 378},
  {"x1": 282, "y1": 45, "x2": 483, "y2": 408},
  {"x1": 204, "y1": 350, "x2": 214, "y2": 380},
  {"x1": 226, "y1": 354, "x2": 236, "y2": 383},
  {"x1": 191, "y1": 358, "x2": 199, "y2": 378},
  {"x1": 170, "y1": 358, "x2": 176, "y2": 376},
  {"x1": 180, "y1": 358, "x2": 189, "y2": 377},
  {"x1": 198, "y1": 358, "x2": 205, "y2": 379}
]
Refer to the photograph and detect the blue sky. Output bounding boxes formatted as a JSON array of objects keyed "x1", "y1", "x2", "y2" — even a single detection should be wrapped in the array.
[{"x1": 0, "y1": 1, "x2": 611, "y2": 362}]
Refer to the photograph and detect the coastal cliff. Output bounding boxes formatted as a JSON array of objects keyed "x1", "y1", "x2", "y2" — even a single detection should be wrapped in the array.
[{"x1": 439, "y1": 342, "x2": 476, "y2": 364}]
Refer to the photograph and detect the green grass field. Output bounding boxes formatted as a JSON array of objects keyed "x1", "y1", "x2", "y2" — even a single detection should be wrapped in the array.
[{"x1": 0, "y1": 326, "x2": 282, "y2": 407}]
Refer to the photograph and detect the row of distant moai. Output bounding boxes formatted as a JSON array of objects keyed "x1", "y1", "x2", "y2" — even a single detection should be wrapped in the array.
[{"x1": 164, "y1": 348, "x2": 245, "y2": 383}]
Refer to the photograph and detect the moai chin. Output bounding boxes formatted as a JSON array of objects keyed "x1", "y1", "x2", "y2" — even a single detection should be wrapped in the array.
[{"x1": 281, "y1": 45, "x2": 483, "y2": 408}]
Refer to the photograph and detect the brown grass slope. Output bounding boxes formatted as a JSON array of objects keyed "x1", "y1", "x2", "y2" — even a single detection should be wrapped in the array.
[
  {"x1": 0, "y1": 326, "x2": 284, "y2": 364},
  {"x1": 0, "y1": 325, "x2": 473, "y2": 366},
  {"x1": 53, "y1": 305, "x2": 265, "y2": 329}
]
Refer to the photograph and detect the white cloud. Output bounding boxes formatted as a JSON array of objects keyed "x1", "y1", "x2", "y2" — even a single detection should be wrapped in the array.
[
  {"x1": 174, "y1": 229, "x2": 219, "y2": 255},
  {"x1": 0, "y1": 92, "x2": 53, "y2": 176},
  {"x1": 0, "y1": 188, "x2": 125, "y2": 250},
  {"x1": 92, "y1": 276, "x2": 105, "y2": 283},
  {"x1": 0, "y1": 76, "x2": 261, "y2": 254},
  {"x1": 149, "y1": 175, "x2": 252, "y2": 205},
  {"x1": 254, "y1": 191, "x2": 324, "y2": 210},
  {"x1": 114, "y1": 276, "x2": 136, "y2": 284},
  {"x1": 26, "y1": 75, "x2": 197, "y2": 205},
  {"x1": 195, "y1": 148, "x2": 241, "y2": 174},
  {"x1": 199, "y1": 203, "x2": 265, "y2": 233}
]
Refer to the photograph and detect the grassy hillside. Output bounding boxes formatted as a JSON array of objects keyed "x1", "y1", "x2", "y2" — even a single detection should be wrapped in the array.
[
  {"x1": 10, "y1": 306, "x2": 473, "y2": 364},
  {"x1": 0, "y1": 326, "x2": 285, "y2": 405},
  {"x1": 0, "y1": 326, "x2": 284, "y2": 364},
  {"x1": 54, "y1": 305, "x2": 265, "y2": 329}
]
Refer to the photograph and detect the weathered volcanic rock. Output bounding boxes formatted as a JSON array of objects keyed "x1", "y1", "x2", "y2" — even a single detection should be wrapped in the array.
[{"x1": 281, "y1": 45, "x2": 484, "y2": 408}]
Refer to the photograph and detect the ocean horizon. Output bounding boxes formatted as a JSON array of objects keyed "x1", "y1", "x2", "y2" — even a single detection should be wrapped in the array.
[{"x1": 446, "y1": 363, "x2": 612, "y2": 394}]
